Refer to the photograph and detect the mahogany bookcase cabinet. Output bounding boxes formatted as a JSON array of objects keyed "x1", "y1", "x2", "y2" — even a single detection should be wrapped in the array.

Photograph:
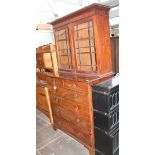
[
  {"x1": 47, "y1": 3, "x2": 114, "y2": 155},
  {"x1": 51, "y1": 3, "x2": 112, "y2": 76}
]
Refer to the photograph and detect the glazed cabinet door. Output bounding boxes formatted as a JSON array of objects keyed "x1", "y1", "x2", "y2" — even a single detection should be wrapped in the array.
[
  {"x1": 55, "y1": 27, "x2": 73, "y2": 70},
  {"x1": 73, "y1": 20, "x2": 97, "y2": 72}
]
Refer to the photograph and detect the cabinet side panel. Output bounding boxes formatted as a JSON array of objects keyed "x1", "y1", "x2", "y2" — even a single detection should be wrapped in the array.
[{"x1": 93, "y1": 12, "x2": 113, "y2": 75}]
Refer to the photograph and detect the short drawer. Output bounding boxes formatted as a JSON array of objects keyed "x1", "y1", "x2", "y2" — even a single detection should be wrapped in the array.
[
  {"x1": 36, "y1": 95, "x2": 46, "y2": 110},
  {"x1": 54, "y1": 116, "x2": 92, "y2": 147},
  {"x1": 52, "y1": 105, "x2": 91, "y2": 134},
  {"x1": 36, "y1": 86, "x2": 46, "y2": 95},
  {"x1": 63, "y1": 79, "x2": 88, "y2": 92},
  {"x1": 46, "y1": 76, "x2": 55, "y2": 89}
]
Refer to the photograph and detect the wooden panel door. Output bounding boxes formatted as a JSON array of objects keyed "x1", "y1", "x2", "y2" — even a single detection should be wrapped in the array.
[
  {"x1": 73, "y1": 20, "x2": 97, "y2": 72},
  {"x1": 55, "y1": 27, "x2": 73, "y2": 70}
]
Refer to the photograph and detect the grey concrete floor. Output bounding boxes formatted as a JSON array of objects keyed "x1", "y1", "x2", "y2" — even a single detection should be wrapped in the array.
[{"x1": 36, "y1": 109, "x2": 89, "y2": 155}]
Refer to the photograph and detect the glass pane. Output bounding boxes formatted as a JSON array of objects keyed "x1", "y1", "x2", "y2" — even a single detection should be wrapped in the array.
[
  {"x1": 60, "y1": 56, "x2": 69, "y2": 65},
  {"x1": 78, "y1": 29, "x2": 89, "y2": 39},
  {"x1": 78, "y1": 39, "x2": 90, "y2": 47},
  {"x1": 77, "y1": 22, "x2": 88, "y2": 29},
  {"x1": 58, "y1": 40, "x2": 67, "y2": 49},
  {"x1": 58, "y1": 49, "x2": 68, "y2": 55},
  {"x1": 58, "y1": 29, "x2": 66, "y2": 40},
  {"x1": 78, "y1": 53, "x2": 91, "y2": 65}
]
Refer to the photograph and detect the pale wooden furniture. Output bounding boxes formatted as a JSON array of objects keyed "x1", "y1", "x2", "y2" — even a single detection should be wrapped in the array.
[{"x1": 36, "y1": 44, "x2": 58, "y2": 74}]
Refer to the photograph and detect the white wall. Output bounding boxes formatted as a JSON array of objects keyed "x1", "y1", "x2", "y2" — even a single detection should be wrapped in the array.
[{"x1": 36, "y1": 30, "x2": 54, "y2": 47}]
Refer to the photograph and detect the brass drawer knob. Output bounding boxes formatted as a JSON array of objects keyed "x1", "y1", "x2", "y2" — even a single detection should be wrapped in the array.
[
  {"x1": 75, "y1": 106, "x2": 79, "y2": 111},
  {"x1": 74, "y1": 93, "x2": 78, "y2": 97},
  {"x1": 77, "y1": 132, "x2": 81, "y2": 136},
  {"x1": 68, "y1": 84, "x2": 71, "y2": 87},
  {"x1": 54, "y1": 86, "x2": 57, "y2": 90},
  {"x1": 76, "y1": 118, "x2": 80, "y2": 123},
  {"x1": 73, "y1": 84, "x2": 76, "y2": 88},
  {"x1": 55, "y1": 108, "x2": 60, "y2": 113},
  {"x1": 54, "y1": 97, "x2": 58, "y2": 103}
]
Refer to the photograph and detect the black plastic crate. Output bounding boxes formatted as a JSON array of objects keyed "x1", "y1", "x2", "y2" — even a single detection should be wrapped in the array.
[
  {"x1": 92, "y1": 76, "x2": 119, "y2": 114},
  {"x1": 95, "y1": 127, "x2": 119, "y2": 155},
  {"x1": 94, "y1": 106, "x2": 119, "y2": 132}
]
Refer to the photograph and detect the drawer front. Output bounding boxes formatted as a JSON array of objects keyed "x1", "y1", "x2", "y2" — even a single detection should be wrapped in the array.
[
  {"x1": 36, "y1": 86, "x2": 46, "y2": 95},
  {"x1": 51, "y1": 97, "x2": 90, "y2": 119},
  {"x1": 36, "y1": 87, "x2": 49, "y2": 112},
  {"x1": 54, "y1": 88, "x2": 89, "y2": 103},
  {"x1": 52, "y1": 105, "x2": 91, "y2": 134},
  {"x1": 36, "y1": 72, "x2": 46, "y2": 81},
  {"x1": 54, "y1": 116, "x2": 92, "y2": 147},
  {"x1": 63, "y1": 79, "x2": 88, "y2": 92},
  {"x1": 46, "y1": 76, "x2": 55, "y2": 89},
  {"x1": 36, "y1": 94, "x2": 46, "y2": 110}
]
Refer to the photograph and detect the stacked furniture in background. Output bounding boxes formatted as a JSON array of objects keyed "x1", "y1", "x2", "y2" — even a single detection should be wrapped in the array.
[
  {"x1": 45, "y1": 3, "x2": 115, "y2": 155},
  {"x1": 36, "y1": 44, "x2": 58, "y2": 74},
  {"x1": 92, "y1": 75, "x2": 119, "y2": 155},
  {"x1": 36, "y1": 44, "x2": 58, "y2": 125}
]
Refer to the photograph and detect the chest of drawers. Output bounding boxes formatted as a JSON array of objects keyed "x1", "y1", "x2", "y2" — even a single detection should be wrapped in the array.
[{"x1": 45, "y1": 72, "x2": 113, "y2": 155}]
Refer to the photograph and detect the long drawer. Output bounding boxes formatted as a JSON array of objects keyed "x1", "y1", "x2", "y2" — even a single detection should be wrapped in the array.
[
  {"x1": 51, "y1": 96, "x2": 90, "y2": 119},
  {"x1": 52, "y1": 105, "x2": 92, "y2": 134},
  {"x1": 52, "y1": 87, "x2": 89, "y2": 103},
  {"x1": 54, "y1": 115, "x2": 92, "y2": 147}
]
